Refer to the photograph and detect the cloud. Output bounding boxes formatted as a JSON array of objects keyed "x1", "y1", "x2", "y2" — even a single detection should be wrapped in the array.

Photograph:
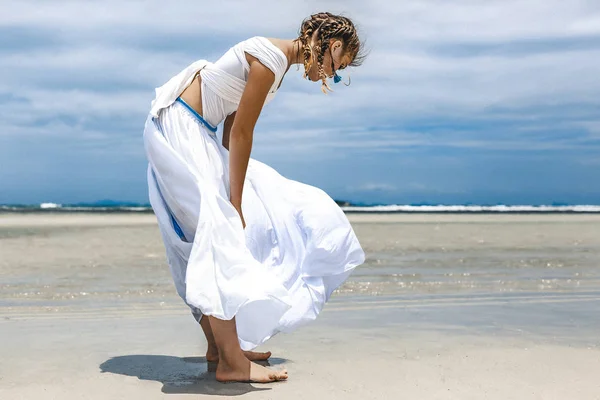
[
  {"x1": 1, "y1": 0, "x2": 600, "y2": 203},
  {"x1": 3, "y1": 1, "x2": 600, "y2": 134},
  {"x1": 349, "y1": 183, "x2": 398, "y2": 192}
]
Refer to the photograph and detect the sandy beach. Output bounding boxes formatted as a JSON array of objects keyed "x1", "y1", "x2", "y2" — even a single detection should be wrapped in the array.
[{"x1": 1, "y1": 213, "x2": 600, "y2": 399}]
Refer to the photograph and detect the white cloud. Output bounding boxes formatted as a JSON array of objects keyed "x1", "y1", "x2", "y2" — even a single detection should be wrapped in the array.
[
  {"x1": 576, "y1": 120, "x2": 600, "y2": 139},
  {"x1": 4, "y1": 0, "x2": 599, "y2": 42},
  {"x1": 346, "y1": 181, "x2": 469, "y2": 195},
  {"x1": 349, "y1": 183, "x2": 397, "y2": 192},
  {"x1": 1, "y1": 0, "x2": 600, "y2": 151}
]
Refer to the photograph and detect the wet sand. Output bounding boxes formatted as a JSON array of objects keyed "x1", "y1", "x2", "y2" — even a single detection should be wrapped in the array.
[{"x1": 1, "y1": 213, "x2": 600, "y2": 399}]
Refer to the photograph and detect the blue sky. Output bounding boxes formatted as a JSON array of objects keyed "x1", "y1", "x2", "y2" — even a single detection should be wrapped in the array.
[{"x1": 1, "y1": 0, "x2": 599, "y2": 205}]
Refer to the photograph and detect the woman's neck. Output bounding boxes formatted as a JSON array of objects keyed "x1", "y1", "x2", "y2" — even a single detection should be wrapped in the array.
[{"x1": 284, "y1": 39, "x2": 304, "y2": 66}]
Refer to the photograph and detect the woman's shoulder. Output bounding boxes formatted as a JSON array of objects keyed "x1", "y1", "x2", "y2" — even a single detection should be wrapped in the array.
[{"x1": 237, "y1": 36, "x2": 288, "y2": 78}]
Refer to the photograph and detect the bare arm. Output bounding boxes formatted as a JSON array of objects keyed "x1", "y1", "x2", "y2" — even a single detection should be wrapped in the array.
[
  {"x1": 229, "y1": 56, "x2": 274, "y2": 226},
  {"x1": 222, "y1": 111, "x2": 236, "y2": 150}
]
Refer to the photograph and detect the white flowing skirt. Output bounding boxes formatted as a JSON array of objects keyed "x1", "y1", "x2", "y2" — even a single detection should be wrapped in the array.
[{"x1": 143, "y1": 101, "x2": 365, "y2": 350}]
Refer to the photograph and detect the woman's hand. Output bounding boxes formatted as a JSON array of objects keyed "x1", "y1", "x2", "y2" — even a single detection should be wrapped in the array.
[{"x1": 233, "y1": 202, "x2": 246, "y2": 229}]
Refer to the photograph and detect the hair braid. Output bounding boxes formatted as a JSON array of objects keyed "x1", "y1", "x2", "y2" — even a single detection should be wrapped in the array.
[{"x1": 315, "y1": 33, "x2": 332, "y2": 93}]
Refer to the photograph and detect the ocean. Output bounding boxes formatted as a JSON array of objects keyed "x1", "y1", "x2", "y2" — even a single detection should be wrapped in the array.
[{"x1": 2, "y1": 202, "x2": 600, "y2": 213}]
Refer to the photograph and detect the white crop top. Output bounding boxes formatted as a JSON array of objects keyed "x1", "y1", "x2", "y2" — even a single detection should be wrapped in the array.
[{"x1": 149, "y1": 36, "x2": 289, "y2": 129}]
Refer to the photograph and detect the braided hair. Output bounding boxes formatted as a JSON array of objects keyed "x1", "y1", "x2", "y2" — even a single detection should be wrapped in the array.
[{"x1": 297, "y1": 12, "x2": 366, "y2": 94}]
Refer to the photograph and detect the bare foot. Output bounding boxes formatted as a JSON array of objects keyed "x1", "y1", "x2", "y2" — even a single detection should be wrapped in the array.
[
  {"x1": 206, "y1": 346, "x2": 219, "y2": 363},
  {"x1": 206, "y1": 348, "x2": 271, "y2": 363},
  {"x1": 243, "y1": 350, "x2": 272, "y2": 362},
  {"x1": 216, "y1": 357, "x2": 288, "y2": 383}
]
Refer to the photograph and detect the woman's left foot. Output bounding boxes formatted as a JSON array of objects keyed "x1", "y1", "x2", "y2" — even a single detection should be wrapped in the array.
[
  {"x1": 243, "y1": 350, "x2": 272, "y2": 361},
  {"x1": 206, "y1": 347, "x2": 219, "y2": 363},
  {"x1": 207, "y1": 348, "x2": 271, "y2": 363}
]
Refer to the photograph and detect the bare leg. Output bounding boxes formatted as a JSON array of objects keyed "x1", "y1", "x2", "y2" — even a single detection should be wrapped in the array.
[
  {"x1": 199, "y1": 315, "x2": 271, "y2": 363},
  {"x1": 208, "y1": 316, "x2": 287, "y2": 383},
  {"x1": 199, "y1": 315, "x2": 219, "y2": 361}
]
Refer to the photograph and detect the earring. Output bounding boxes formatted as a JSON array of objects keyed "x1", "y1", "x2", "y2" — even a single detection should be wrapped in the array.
[{"x1": 343, "y1": 73, "x2": 351, "y2": 86}]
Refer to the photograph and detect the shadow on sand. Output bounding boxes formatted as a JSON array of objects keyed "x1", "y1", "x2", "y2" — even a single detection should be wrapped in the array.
[{"x1": 99, "y1": 355, "x2": 288, "y2": 396}]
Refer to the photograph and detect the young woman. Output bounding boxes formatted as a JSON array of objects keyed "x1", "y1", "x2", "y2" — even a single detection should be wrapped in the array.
[{"x1": 143, "y1": 12, "x2": 366, "y2": 383}]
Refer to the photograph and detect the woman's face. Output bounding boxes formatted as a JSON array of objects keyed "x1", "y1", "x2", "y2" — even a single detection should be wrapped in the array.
[{"x1": 307, "y1": 39, "x2": 351, "y2": 82}]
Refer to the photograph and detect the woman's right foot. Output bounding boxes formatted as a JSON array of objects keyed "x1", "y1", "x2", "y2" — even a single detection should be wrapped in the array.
[{"x1": 215, "y1": 357, "x2": 288, "y2": 383}]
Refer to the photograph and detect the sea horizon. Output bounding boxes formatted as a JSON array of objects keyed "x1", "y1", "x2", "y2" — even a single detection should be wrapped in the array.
[{"x1": 2, "y1": 201, "x2": 600, "y2": 214}]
